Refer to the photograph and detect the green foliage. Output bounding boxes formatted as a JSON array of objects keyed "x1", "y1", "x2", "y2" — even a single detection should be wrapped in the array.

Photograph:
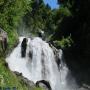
[
  {"x1": 53, "y1": 36, "x2": 73, "y2": 48},
  {"x1": 0, "y1": 0, "x2": 32, "y2": 51},
  {"x1": 0, "y1": 0, "x2": 30, "y2": 29},
  {"x1": 33, "y1": 87, "x2": 43, "y2": 90},
  {"x1": 18, "y1": 0, "x2": 73, "y2": 49},
  {"x1": 0, "y1": 0, "x2": 73, "y2": 48},
  {"x1": 50, "y1": 1, "x2": 74, "y2": 48},
  {"x1": 21, "y1": 0, "x2": 55, "y2": 37},
  {"x1": 0, "y1": 0, "x2": 42, "y2": 89},
  {"x1": 8, "y1": 30, "x2": 18, "y2": 49},
  {"x1": 0, "y1": 57, "x2": 43, "y2": 90},
  {"x1": 59, "y1": 7, "x2": 72, "y2": 16},
  {"x1": 0, "y1": 58, "x2": 28, "y2": 90}
]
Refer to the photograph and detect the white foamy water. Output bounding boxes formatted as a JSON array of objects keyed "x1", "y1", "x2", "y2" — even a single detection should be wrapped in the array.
[{"x1": 6, "y1": 37, "x2": 78, "y2": 90}]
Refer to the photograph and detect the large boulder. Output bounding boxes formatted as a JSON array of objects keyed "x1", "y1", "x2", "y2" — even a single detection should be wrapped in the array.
[{"x1": 36, "y1": 80, "x2": 52, "y2": 90}]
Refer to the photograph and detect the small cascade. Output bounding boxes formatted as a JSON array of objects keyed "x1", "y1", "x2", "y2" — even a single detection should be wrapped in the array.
[
  {"x1": 58, "y1": 49, "x2": 78, "y2": 90},
  {"x1": 6, "y1": 37, "x2": 78, "y2": 90}
]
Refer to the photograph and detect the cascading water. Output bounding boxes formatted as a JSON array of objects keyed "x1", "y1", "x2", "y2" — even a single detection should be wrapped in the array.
[{"x1": 6, "y1": 37, "x2": 78, "y2": 90}]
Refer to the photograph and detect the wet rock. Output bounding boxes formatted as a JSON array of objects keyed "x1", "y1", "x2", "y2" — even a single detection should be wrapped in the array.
[
  {"x1": 79, "y1": 86, "x2": 90, "y2": 90},
  {"x1": 79, "y1": 88, "x2": 88, "y2": 90},
  {"x1": 29, "y1": 51, "x2": 33, "y2": 59},
  {"x1": 50, "y1": 44, "x2": 60, "y2": 69},
  {"x1": 21, "y1": 38, "x2": 28, "y2": 57},
  {"x1": 14, "y1": 71, "x2": 35, "y2": 89},
  {"x1": 36, "y1": 80, "x2": 52, "y2": 90},
  {"x1": 82, "y1": 84, "x2": 90, "y2": 90},
  {"x1": 14, "y1": 71, "x2": 22, "y2": 76},
  {"x1": 4, "y1": 62, "x2": 8, "y2": 68},
  {"x1": 22, "y1": 77, "x2": 35, "y2": 87},
  {"x1": 38, "y1": 30, "x2": 45, "y2": 40}
]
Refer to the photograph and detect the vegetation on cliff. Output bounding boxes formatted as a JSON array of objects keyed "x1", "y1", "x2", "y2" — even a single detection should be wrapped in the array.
[
  {"x1": 0, "y1": 0, "x2": 42, "y2": 89},
  {"x1": 0, "y1": 0, "x2": 90, "y2": 89}
]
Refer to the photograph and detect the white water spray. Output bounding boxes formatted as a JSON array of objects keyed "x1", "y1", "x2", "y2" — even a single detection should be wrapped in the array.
[{"x1": 6, "y1": 37, "x2": 78, "y2": 90}]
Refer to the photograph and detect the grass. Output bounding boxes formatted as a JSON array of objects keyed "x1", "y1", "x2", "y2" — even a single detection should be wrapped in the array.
[
  {"x1": 0, "y1": 57, "x2": 28, "y2": 90},
  {"x1": 0, "y1": 57, "x2": 43, "y2": 90}
]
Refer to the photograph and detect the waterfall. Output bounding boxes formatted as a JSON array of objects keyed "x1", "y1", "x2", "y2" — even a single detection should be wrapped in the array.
[{"x1": 6, "y1": 37, "x2": 78, "y2": 90}]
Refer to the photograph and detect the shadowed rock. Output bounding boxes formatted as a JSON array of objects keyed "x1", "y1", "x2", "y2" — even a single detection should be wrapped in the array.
[
  {"x1": 29, "y1": 51, "x2": 33, "y2": 59},
  {"x1": 50, "y1": 44, "x2": 61, "y2": 69},
  {"x1": 0, "y1": 28, "x2": 8, "y2": 51},
  {"x1": 38, "y1": 30, "x2": 45, "y2": 40},
  {"x1": 36, "y1": 80, "x2": 52, "y2": 90},
  {"x1": 21, "y1": 38, "x2": 28, "y2": 57}
]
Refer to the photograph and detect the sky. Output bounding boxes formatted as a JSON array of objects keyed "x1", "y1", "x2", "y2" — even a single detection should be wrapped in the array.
[{"x1": 43, "y1": 0, "x2": 59, "y2": 9}]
